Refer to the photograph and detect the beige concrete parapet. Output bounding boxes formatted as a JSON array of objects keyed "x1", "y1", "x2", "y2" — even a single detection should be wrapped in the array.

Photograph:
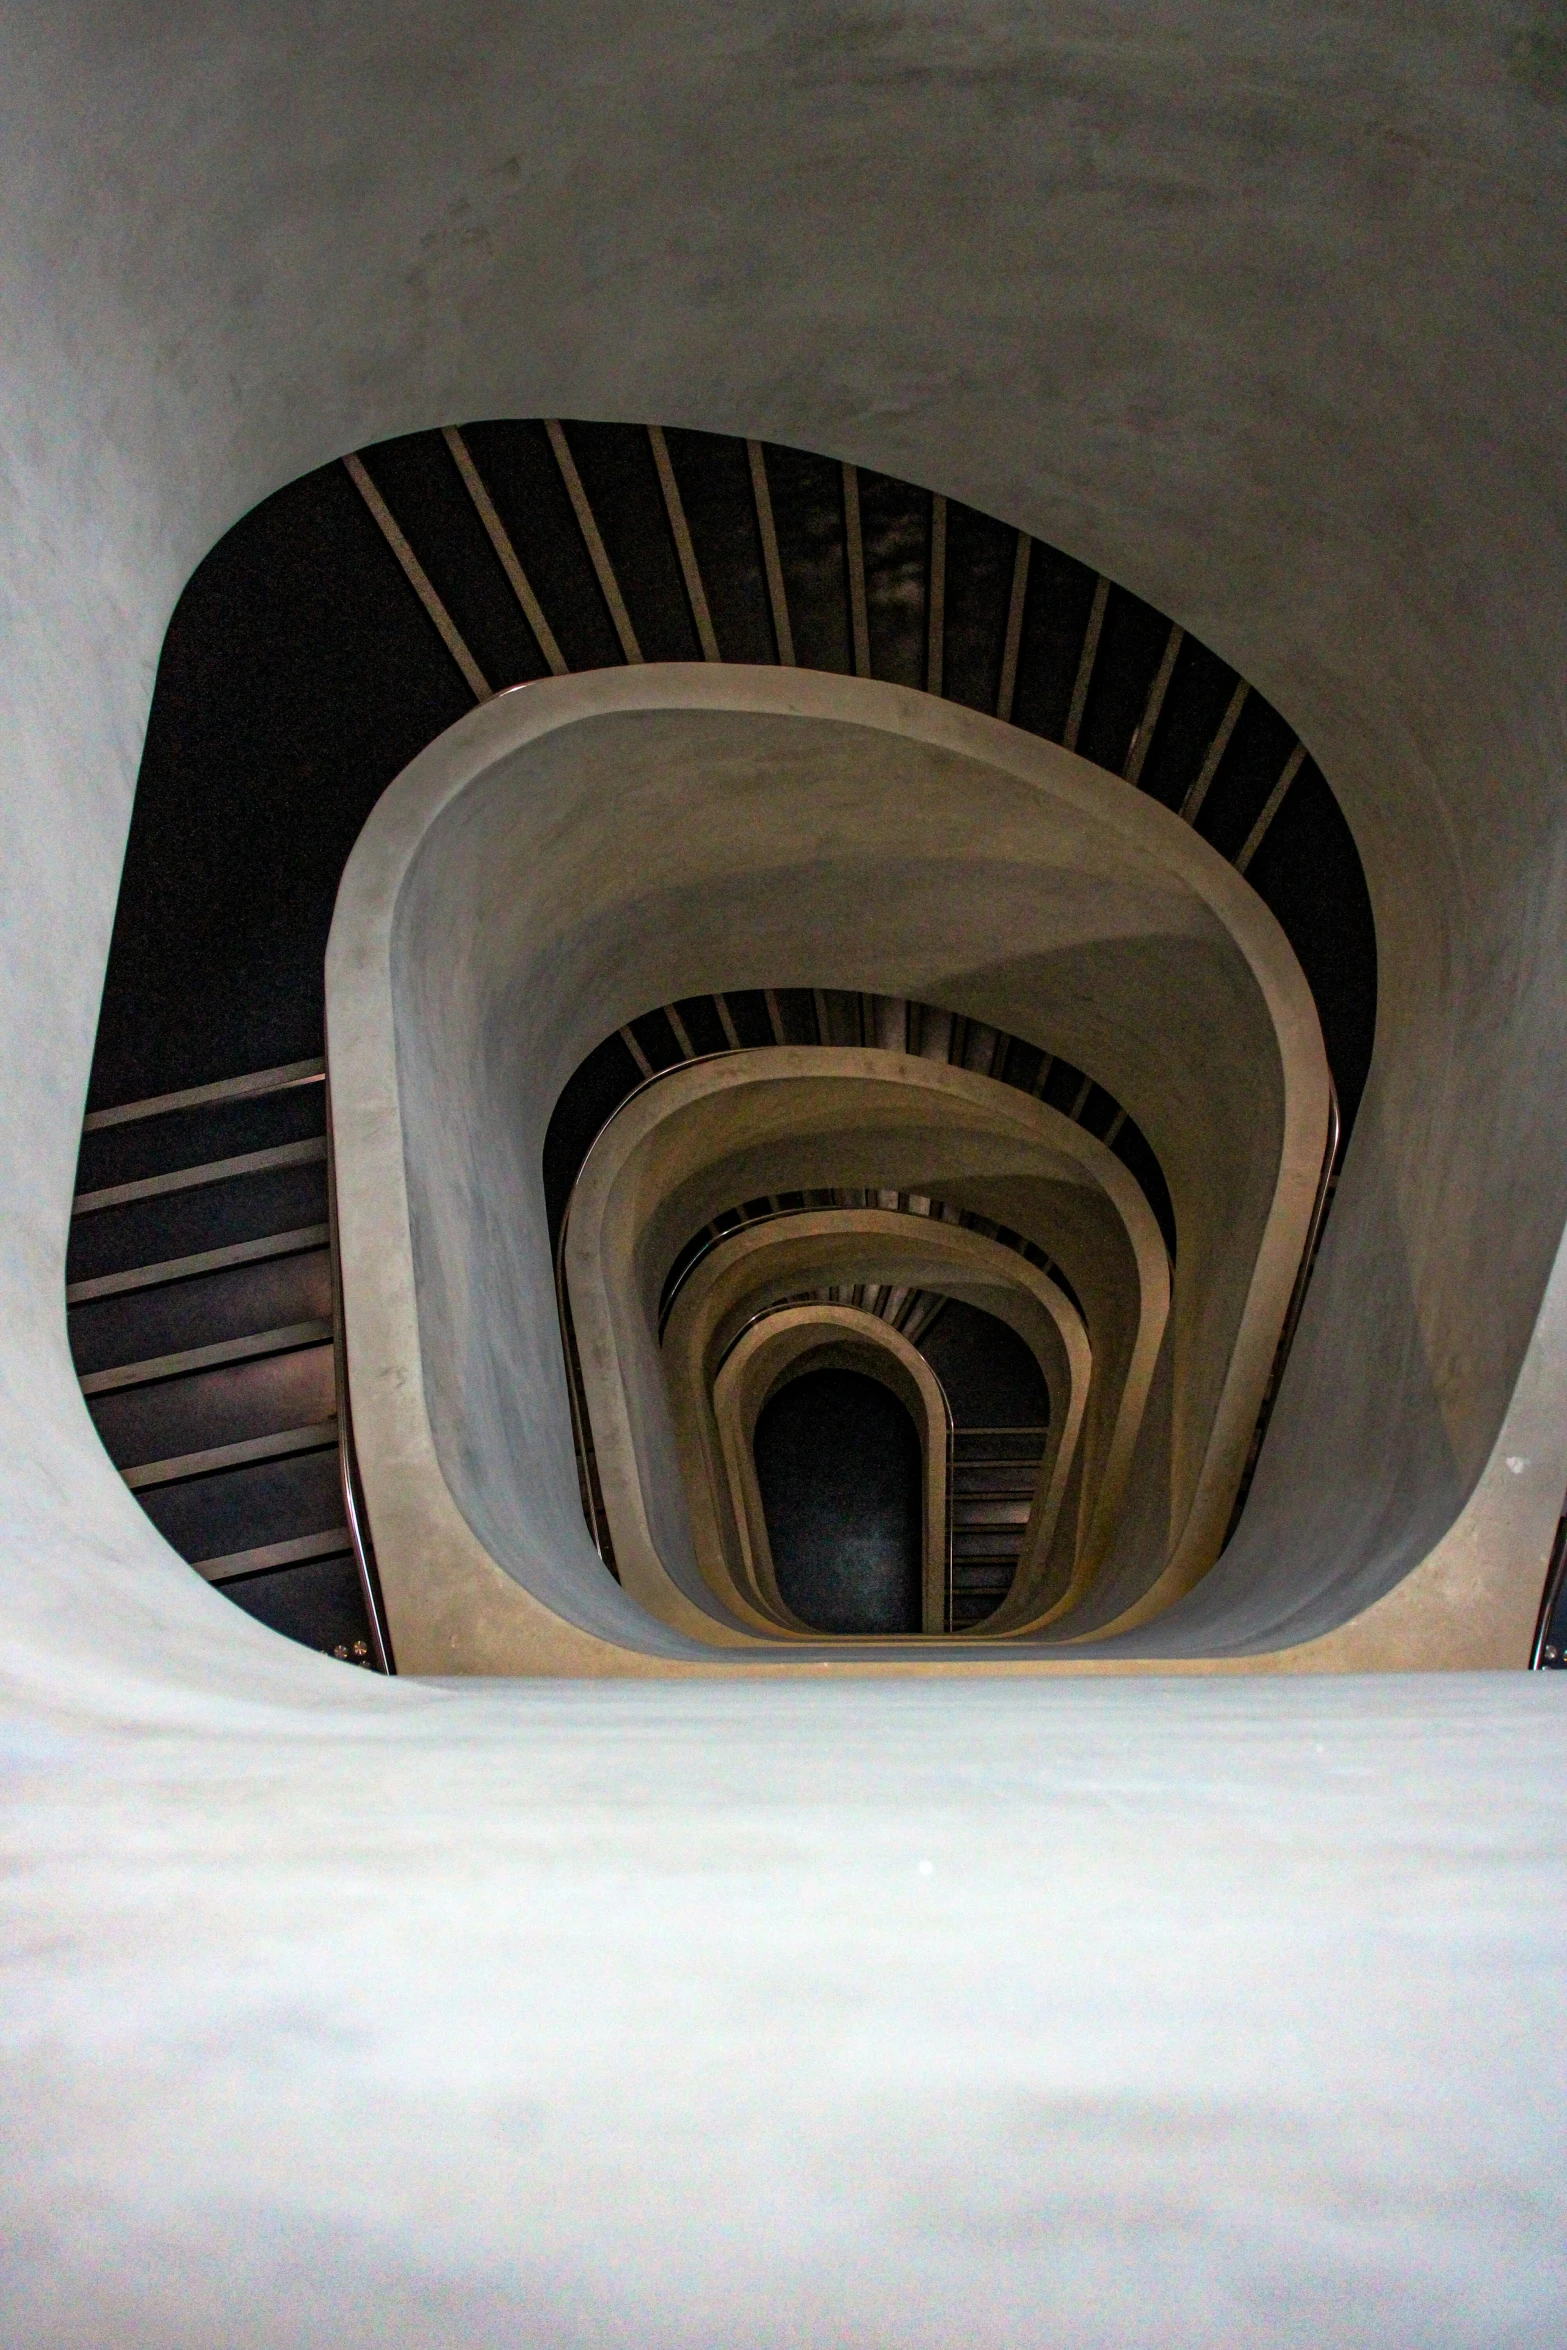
[{"x1": 322, "y1": 663, "x2": 1378, "y2": 1671}]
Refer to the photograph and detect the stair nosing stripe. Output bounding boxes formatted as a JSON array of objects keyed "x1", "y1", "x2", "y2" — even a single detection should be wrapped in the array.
[
  {"x1": 81, "y1": 1060, "x2": 325, "y2": 1133},
  {"x1": 120, "y1": 1418, "x2": 339, "y2": 1491},
  {"x1": 66, "y1": 1225, "x2": 331, "y2": 1304},
  {"x1": 79, "y1": 1320, "x2": 334, "y2": 1396},
  {"x1": 194, "y1": 1527, "x2": 353, "y2": 1584},
  {"x1": 72, "y1": 1136, "x2": 328, "y2": 1216}
]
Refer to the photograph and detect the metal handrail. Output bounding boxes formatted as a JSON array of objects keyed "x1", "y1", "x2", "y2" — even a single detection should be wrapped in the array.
[
  {"x1": 1274, "y1": 1079, "x2": 1342, "y2": 1389},
  {"x1": 553, "y1": 1204, "x2": 614, "y2": 1566},
  {"x1": 1223, "y1": 1077, "x2": 1341, "y2": 1544},
  {"x1": 660, "y1": 1205, "x2": 833, "y2": 1341},
  {"x1": 946, "y1": 1412, "x2": 955, "y2": 1637},
  {"x1": 325, "y1": 1073, "x2": 395, "y2": 1673},
  {"x1": 1530, "y1": 1508, "x2": 1567, "y2": 1668}
]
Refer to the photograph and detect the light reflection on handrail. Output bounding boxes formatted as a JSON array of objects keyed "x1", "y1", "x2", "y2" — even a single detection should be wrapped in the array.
[
  {"x1": 553, "y1": 1205, "x2": 615, "y2": 1569},
  {"x1": 1530, "y1": 1509, "x2": 1567, "y2": 1669},
  {"x1": 325, "y1": 1073, "x2": 395, "y2": 1673}
]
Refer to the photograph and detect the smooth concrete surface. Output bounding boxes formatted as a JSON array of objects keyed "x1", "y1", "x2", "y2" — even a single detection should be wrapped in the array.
[
  {"x1": 330, "y1": 670, "x2": 1331, "y2": 1670},
  {"x1": 5, "y1": 4, "x2": 1567, "y2": 1687},
  {"x1": 4, "y1": 1674, "x2": 1565, "y2": 2347},
  {"x1": 3, "y1": 8, "x2": 1567, "y2": 2332},
  {"x1": 5, "y1": 2, "x2": 1567, "y2": 1690}
]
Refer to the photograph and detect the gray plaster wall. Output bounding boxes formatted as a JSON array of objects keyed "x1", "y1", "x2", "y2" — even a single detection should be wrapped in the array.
[{"x1": 2, "y1": 8, "x2": 1566, "y2": 2338}]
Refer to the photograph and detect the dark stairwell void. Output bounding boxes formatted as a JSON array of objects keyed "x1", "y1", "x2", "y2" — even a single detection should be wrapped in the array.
[{"x1": 753, "y1": 1368, "x2": 925, "y2": 1635}]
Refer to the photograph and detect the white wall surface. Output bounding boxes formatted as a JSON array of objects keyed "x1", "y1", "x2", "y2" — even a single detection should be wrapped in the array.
[
  {"x1": 2, "y1": 6, "x2": 1565, "y2": 2338},
  {"x1": 5, "y1": 1674, "x2": 1565, "y2": 2346}
]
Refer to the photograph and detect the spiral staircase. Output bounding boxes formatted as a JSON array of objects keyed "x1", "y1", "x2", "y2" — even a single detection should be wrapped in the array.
[{"x1": 71, "y1": 417, "x2": 1383, "y2": 1666}]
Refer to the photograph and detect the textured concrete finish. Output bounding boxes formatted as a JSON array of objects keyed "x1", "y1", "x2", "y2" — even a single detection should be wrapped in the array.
[
  {"x1": 5, "y1": 5, "x2": 1567, "y2": 1678},
  {"x1": 4, "y1": 1674, "x2": 1565, "y2": 2347},
  {"x1": 5, "y1": 3, "x2": 1567, "y2": 1684},
  {"x1": 2, "y1": 5, "x2": 1567, "y2": 2334}
]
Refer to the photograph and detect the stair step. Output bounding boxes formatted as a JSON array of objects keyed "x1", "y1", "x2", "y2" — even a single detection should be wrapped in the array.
[
  {"x1": 951, "y1": 1501, "x2": 1032, "y2": 1529},
  {"x1": 66, "y1": 1061, "x2": 381, "y2": 1669}
]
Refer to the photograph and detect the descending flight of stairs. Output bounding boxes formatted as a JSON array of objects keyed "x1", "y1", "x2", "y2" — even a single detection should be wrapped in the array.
[
  {"x1": 67, "y1": 1062, "x2": 388, "y2": 1667},
  {"x1": 947, "y1": 1429, "x2": 1049, "y2": 1632}
]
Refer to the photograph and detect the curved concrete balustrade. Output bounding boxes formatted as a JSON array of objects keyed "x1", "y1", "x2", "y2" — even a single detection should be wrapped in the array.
[
  {"x1": 564, "y1": 1050, "x2": 1166, "y2": 1645},
  {"x1": 659, "y1": 1209, "x2": 1089, "y2": 1634},
  {"x1": 326, "y1": 664, "x2": 1329, "y2": 1666},
  {"x1": 713, "y1": 1305, "x2": 951, "y2": 1635},
  {"x1": 550, "y1": 989, "x2": 1176, "y2": 1276}
]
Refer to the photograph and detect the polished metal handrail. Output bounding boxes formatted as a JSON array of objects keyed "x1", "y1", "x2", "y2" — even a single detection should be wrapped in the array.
[
  {"x1": 945, "y1": 1411, "x2": 955, "y2": 1637},
  {"x1": 553, "y1": 1204, "x2": 615, "y2": 1568},
  {"x1": 1530, "y1": 1508, "x2": 1567, "y2": 1669},
  {"x1": 1223, "y1": 1078, "x2": 1341, "y2": 1543},
  {"x1": 325, "y1": 1074, "x2": 395, "y2": 1672},
  {"x1": 1274, "y1": 1079, "x2": 1342, "y2": 1389}
]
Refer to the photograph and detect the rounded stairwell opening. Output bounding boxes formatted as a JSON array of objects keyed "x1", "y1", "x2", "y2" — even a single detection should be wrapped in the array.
[
  {"x1": 547, "y1": 983, "x2": 1164, "y2": 1641},
  {"x1": 754, "y1": 1366, "x2": 924, "y2": 1636},
  {"x1": 67, "y1": 414, "x2": 1392, "y2": 1673}
]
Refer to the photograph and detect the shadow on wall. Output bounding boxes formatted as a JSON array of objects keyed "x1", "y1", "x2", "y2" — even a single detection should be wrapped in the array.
[
  {"x1": 1172, "y1": 1104, "x2": 1473, "y2": 1655},
  {"x1": 919, "y1": 1300, "x2": 1050, "y2": 1427}
]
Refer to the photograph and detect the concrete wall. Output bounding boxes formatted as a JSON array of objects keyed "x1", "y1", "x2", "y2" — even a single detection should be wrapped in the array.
[
  {"x1": 3, "y1": 9, "x2": 1566, "y2": 2338},
  {"x1": 8, "y1": 5, "x2": 1567, "y2": 1706}
]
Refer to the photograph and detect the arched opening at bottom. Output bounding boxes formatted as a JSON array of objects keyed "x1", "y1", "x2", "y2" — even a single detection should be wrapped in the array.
[{"x1": 753, "y1": 1367, "x2": 923, "y2": 1635}]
